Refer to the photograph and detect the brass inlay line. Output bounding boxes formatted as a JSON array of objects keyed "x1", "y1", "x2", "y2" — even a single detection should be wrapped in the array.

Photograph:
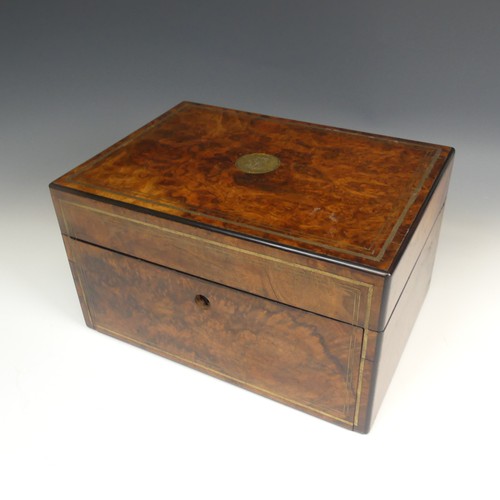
[
  {"x1": 353, "y1": 283, "x2": 373, "y2": 427},
  {"x1": 362, "y1": 149, "x2": 437, "y2": 254},
  {"x1": 60, "y1": 200, "x2": 368, "y2": 292},
  {"x1": 66, "y1": 165, "x2": 439, "y2": 261},
  {"x1": 76, "y1": 245, "x2": 360, "y2": 421},
  {"x1": 58, "y1": 201, "x2": 95, "y2": 327},
  {"x1": 60, "y1": 197, "x2": 374, "y2": 427},
  {"x1": 374, "y1": 148, "x2": 441, "y2": 259},
  {"x1": 95, "y1": 323, "x2": 355, "y2": 427},
  {"x1": 63, "y1": 128, "x2": 442, "y2": 261},
  {"x1": 73, "y1": 262, "x2": 94, "y2": 326}
]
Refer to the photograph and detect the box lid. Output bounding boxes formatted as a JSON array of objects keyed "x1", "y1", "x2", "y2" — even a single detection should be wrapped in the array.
[{"x1": 51, "y1": 101, "x2": 454, "y2": 273}]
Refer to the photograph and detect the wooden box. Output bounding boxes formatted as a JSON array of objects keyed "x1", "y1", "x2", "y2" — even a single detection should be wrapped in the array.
[{"x1": 49, "y1": 102, "x2": 454, "y2": 432}]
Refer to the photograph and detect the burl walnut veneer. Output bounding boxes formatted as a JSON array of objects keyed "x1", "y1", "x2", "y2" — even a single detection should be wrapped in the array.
[{"x1": 50, "y1": 102, "x2": 454, "y2": 432}]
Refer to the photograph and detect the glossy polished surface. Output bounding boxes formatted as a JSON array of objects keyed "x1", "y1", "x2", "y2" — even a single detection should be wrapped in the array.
[
  {"x1": 68, "y1": 237, "x2": 363, "y2": 427},
  {"x1": 52, "y1": 102, "x2": 453, "y2": 271}
]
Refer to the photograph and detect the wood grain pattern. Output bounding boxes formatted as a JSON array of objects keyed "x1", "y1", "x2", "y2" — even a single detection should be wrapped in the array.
[
  {"x1": 366, "y1": 210, "x2": 443, "y2": 429},
  {"x1": 51, "y1": 101, "x2": 454, "y2": 271},
  {"x1": 55, "y1": 191, "x2": 374, "y2": 329},
  {"x1": 380, "y1": 157, "x2": 453, "y2": 329},
  {"x1": 68, "y1": 236, "x2": 364, "y2": 426},
  {"x1": 49, "y1": 102, "x2": 454, "y2": 432},
  {"x1": 354, "y1": 208, "x2": 445, "y2": 432}
]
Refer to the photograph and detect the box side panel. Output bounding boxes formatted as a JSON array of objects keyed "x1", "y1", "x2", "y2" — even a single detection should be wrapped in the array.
[
  {"x1": 67, "y1": 236, "x2": 365, "y2": 428},
  {"x1": 367, "y1": 208, "x2": 445, "y2": 430},
  {"x1": 379, "y1": 156, "x2": 453, "y2": 331},
  {"x1": 51, "y1": 188, "x2": 384, "y2": 330},
  {"x1": 51, "y1": 189, "x2": 94, "y2": 327}
]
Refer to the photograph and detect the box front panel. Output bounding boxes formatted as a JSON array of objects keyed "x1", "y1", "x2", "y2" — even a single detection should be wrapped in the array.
[
  {"x1": 68, "y1": 237, "x2": 365, "y2": 427},
  {"x1": 53, "y1": 189, "x2": 376, "y2": 329}
]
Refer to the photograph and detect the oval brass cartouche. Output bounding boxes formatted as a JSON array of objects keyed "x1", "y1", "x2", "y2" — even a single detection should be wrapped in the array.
[{"x1": 235, "y1": 153, "x2": 280, "y2": 174}]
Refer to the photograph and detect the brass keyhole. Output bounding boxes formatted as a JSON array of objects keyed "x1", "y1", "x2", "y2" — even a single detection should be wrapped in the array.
[{"x1": 194, "y1": 294, "x2": 210, "y2": 309}]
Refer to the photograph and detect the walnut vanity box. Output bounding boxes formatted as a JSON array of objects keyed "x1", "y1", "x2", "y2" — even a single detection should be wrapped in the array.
[{"x1": 49, "y1": 102, "x2": 454, "y2": 433}]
